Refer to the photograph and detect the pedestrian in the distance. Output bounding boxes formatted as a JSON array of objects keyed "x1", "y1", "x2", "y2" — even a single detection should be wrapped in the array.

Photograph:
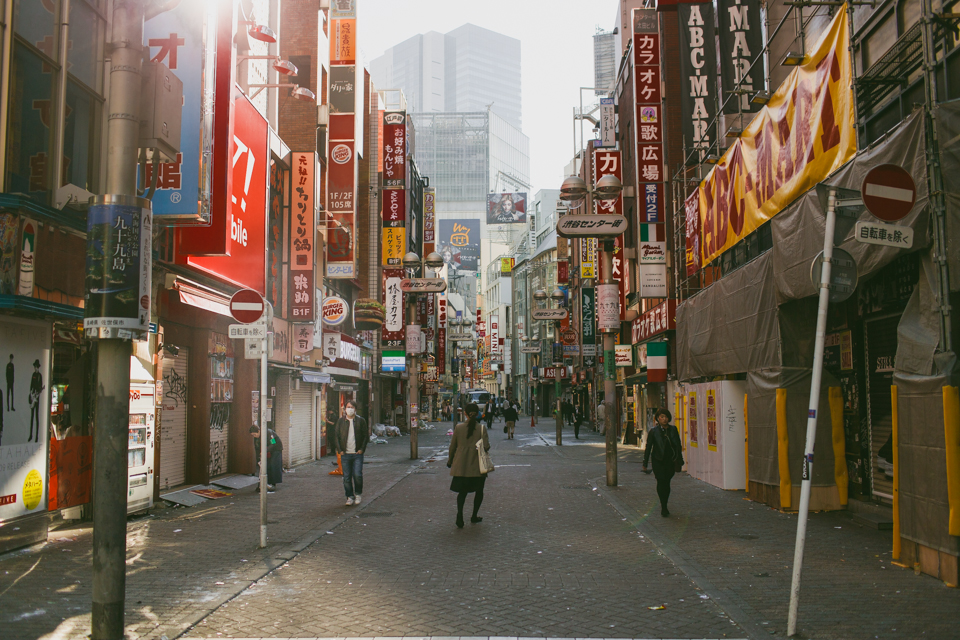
[
  {"x1": 596, "y1": 401, "x2": 606, "y2": 434},
  {"x1": 447, "y1": 403, "x2": 490, "y2": 528},
  {"x1": 573, "y1": 406, "x2": 584, "y2": 439},
  {"x1": 503, "y1": 401, "x2": 518, "y2": 439},
  {"x1": 249, "y1": 424, "x2": 283, "y2": 492},
  {"x1": 642, "y1": 408, "x2": 684, "y2": 517},
  {"x1": 483, "y1": 400, "x2": 495, "y2": 431},
  {"x1": 332, "y1": 400, "x2": 369, "y2": 505}
]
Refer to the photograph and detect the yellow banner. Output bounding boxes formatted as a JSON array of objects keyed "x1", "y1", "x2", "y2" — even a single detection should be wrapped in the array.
[
  {"x1": 382, "y1": 227, "x2": 405, "y2": 267},
  {"x1": 698, "y1": 7, "x2": 855, "y2": 266}
]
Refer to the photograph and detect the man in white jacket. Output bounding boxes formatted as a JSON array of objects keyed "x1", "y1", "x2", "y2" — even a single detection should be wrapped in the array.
[{"x1": 596, "y1": 402, "x2": 606, "y2": 434}]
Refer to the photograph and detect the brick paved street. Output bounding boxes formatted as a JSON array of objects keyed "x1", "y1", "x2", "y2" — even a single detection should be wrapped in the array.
[{"x1": 1, "y1": 419, "x2": 958, "y2": 640}]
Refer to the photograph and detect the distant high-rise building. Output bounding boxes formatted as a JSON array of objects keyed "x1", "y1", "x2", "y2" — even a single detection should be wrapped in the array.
[
  {"x1": 371, "y1": 23, "x2": 522, "y2": 129},
  {"x1": 594, "y1": 27, "x2": 616, "y2": 95}
]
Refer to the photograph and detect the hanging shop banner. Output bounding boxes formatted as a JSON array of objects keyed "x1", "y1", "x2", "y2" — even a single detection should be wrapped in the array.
[
  {"x1": 185, "y1": 93, "x2": 268, "y2": 293},
  {"x1": 330, "y1": 18, "x2": 356, "y2": 64},
  {"x1": 696, "y1": 8, "x2": 855, "y2": 266},
  {"x1": 593, "y1": 150, "x2": 622, "y2": 216},
  {"x1": 329, "y1": 66, "x2": 357, "y2": 114},
  {"x1": 438, "y1": 296, "x2": 446, "y2": 375},
  {"x1": 640, "y1": 264, "x2": 668, "y2": 298},
  {"x1": 294, "y1": 324, "x2": 315, "y2": 354},
  {"x1": 424, "y1": 187, "x2": 436, "y2": 254},
  {"x1": 719, "y1": 0, "x2": 764, "y2": 115},
  {"x1": 597, "y1": 284, "x2": 619, "y2": 332},
  {"x1": 639, "y1": 223, "x2": 667, "y2": 264},
  {"x1": 581, "y1": 287, "x2": 596, "y2": 358},
  {"x1": 290, "y1": 153, "x2": 316, "y2": 322},
  {"x1": 490, "y1": 315, "x2": 500, "y2": 355},
  {"x1": 382, "y1": 227, "x2": 405, "y2": 266},
  {"x1": 684, "y1": 190, "x2": 702, "y2": 275},
  {"x1": 383, "y1": 112, "x2": 406, "y2": 188},
  {"x1": 599, "y1": 98, "x2": 616, "y2": 147},
  {"x1": 647, "y1": 340, "x2": 668, "y2": 382},
  {"x1": 84, "y1": 198, "x2": 152, "y2": 339},
  {"x1": 438, "y1": 219, "x2": 480, "y2": 272},
  {"x1": 678, "y1": 3, "x2": 718, "y2": 159},
  {"x1": 487, "y1": 193, "x2": 527, "y2": 224},
  {"x1": 500, "y1": 257, "x2": 514, "y2": 275},
  {"x1": 634, "y1": 10, "x2": 665, "y2": 234},
  {"x1": 381, "y1": 269, "x2": 404, "y2": 348},
  {"x1": 0, "y1": 317, "x2": 52, "y2": 522}
]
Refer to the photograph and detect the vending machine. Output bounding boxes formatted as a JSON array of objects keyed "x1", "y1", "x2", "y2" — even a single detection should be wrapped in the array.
[{"x1": 128, "y1": 358, "x2": 156, "y2": 513}]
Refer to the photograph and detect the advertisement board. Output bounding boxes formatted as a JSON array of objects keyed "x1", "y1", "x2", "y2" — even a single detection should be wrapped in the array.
[
  {"x1": 383, "y1": 112, "x2": 406, "y2": 188},
  {"x1": 693, "y1": 8, "x2": 855, "y2": 266},
  {"x1": 84, "y1": 198, "x2": 152, "y2": 339},
  {"x1": 186, "y1": 94, "x2": 268, "y2": 293},
  {"x1": 0, "y1": 317, "x2": 51, "y2": 523},
  {"x1": 438, "y1": 219, "x2": 480, "y2": 272},
  {"x1": 597, "y1": 284, "x2": 619, "y2": 332},
  {"x1": 487, "y1": 193, "x2": 527, "y2": 224},
  {"x1": 424, "y1": 187, "x2": 436, "y2": 254},
  {"x1": 290, "y1": 153, "x2": 316, "y2": 322}
]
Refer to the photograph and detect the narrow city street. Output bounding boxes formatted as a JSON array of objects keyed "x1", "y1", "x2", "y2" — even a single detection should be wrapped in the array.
[{"x1": 2, "y1": 420, "x2": 958, "y2": 640}]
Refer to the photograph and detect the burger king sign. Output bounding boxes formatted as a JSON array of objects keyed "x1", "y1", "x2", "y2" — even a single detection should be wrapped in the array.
[{"x1": 322, "y1": 296, "x2": 349, "y2": 326}]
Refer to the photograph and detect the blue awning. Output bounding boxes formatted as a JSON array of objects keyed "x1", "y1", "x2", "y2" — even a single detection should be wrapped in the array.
[
  {"x1": 302, "y1": 371, "x2": 331, "y2": 384},
  {"x1": 0, "y1": 295, "x2": 83, "y2": 320}
]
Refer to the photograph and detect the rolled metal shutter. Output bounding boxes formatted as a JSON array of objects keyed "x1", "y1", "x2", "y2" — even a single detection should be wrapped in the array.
[
  {"x1": 159, "y1": 347, "x2": 189, "y2": 489},
  {"x1": 288, "y1": 382, "x2": 314, "y2": 467}
]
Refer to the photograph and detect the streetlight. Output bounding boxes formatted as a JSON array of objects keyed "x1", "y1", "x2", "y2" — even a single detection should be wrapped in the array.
[{"x1": 559, "y1": 170, "x2": 623, "y2": 486}]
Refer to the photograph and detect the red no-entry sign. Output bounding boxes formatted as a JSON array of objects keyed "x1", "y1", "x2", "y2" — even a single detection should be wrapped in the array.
[
  {"x1": 230, "y1": 289, "x2": 265, "y2": 324},
  {"x1": 861, "y1": 164, "x2": 916, "y2": 222}
]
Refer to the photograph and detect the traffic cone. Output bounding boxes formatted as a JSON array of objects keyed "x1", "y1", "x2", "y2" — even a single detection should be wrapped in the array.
[{"x1": 329, "y1": 452, "x2": 343, "y2": 475}]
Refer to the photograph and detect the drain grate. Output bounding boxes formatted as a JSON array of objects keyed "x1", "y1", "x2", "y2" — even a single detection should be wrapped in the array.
[
  {"x1": 360, "y1": 512, "x2": 394, "y2": 518},
  {"x1": 562, "y1": 485, "x2": 591, "y2": 490}
]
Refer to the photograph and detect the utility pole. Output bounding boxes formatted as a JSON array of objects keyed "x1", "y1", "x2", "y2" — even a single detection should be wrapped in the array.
[
  {"x1": 91, "y1": 2, "x2": 145, "y2": 638},
  {"x1": 600, "y1": 238, "x2": 618, "y2": 487},
  {"x1": 407, "y1": 293, "x2": 419, "y2": 459},
  {"x1": 555, "y1": 317, "x2": 562, "y2": 446}
]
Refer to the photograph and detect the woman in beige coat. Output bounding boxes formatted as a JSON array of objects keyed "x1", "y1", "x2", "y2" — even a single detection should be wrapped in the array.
[{"x1": 447, "y1": 403, "x2": 490, "y2": 528}]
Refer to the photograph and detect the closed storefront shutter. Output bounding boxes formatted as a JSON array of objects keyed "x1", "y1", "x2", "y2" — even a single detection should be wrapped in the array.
[
  {"x1": 288, "y1": 382, "x2": 314, "y2": 467},
  {"x1": 159, "y1": 348, "x2": 189, "y2": 489}
]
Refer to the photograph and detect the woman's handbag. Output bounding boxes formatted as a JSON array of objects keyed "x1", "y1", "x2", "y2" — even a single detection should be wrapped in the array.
[{"x1": 477, "y1": 425, "x2": 495, "y2": 474}]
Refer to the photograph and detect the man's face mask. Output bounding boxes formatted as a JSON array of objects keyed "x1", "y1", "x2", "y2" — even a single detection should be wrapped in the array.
[{"x1": 345, "y1": 407, "x2": 356, "y2": 417}]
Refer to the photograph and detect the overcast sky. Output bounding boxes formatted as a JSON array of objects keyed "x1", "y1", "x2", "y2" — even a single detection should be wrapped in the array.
[{"x1": 357, "y1": 0, "x2": 621, "y2": 197}]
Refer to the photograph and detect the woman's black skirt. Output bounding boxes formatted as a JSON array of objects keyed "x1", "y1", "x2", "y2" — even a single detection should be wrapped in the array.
[{"x1": 450, "y1": 475, "x2": 486, "y2": 493}]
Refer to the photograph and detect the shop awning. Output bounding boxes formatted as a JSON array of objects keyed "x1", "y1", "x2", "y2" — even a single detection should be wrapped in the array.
[
  {"x1": 171, "y1": 278, "x2": 233, "y2": 318},
  {"x1": 302, "y1": 371, "x2": 331, "y2": 384},
  {"x1": 0, "y1": 294, "x2": 84, "y2": 320}
]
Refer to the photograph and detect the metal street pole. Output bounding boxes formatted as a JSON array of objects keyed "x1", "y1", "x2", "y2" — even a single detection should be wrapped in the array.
[
  {"x1": 600, "y1": 240, "x2": 618, "y2": 487},
  {"x1": 92, "y1": 2, "x2": 144, "y2": 638},
  {"x1": 555, "y1": 318, "x2": 562, "y2": 446},
  {"x1": 407, "y1": 295, "x2": 419, "y2": 459},
  {"x1": 787, "y1": 187, "x2": 838, "y2": 636},
  {"x1": 259, "y1": 303, "x2": 273, "y2": 548}
]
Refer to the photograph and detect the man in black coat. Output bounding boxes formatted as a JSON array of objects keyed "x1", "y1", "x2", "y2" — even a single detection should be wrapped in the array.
[
  {"x1": 330, "y1": 400, "x2": 369, "y2": 506},
  {"x1": 642, "y1": 408, "x2": 684, "y2": 517}
]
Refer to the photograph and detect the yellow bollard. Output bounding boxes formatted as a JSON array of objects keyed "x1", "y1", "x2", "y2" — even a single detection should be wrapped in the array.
[
  {"x1": 943, "y1": 386, "x2": 960, "y2": 537},
  {"x1": 777, "y1": 388, "x2": 791, "y2": 509},
  {"x1": 891, "y1": 385, "x2": 901, "y2": 560},
  {"x1": 744, "y1": 393, "x2": 750, "y2": 491},
  {"x1": 829, "y1": 387, "x2": 848, "y2": 506}
]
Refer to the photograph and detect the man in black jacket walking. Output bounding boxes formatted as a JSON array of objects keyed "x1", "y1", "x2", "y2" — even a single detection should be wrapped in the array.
[
  {"x1": 330, "y1": 400, "x2": 369, "y2": 506},
  {"x1": 643, "y1": 408, "x2": 684, "y2": 517}
]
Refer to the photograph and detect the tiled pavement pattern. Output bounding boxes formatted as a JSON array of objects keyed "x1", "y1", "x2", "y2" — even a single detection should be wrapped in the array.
[
  {"x1": 2, "y1": 419, "x2": 959, "y2": 640},
  {"x1": 185, "y1": 428, "x2": 744, "y2": 640},
  {"x1": 0, "y1": 435, "x2": 445, "y2": 640}
]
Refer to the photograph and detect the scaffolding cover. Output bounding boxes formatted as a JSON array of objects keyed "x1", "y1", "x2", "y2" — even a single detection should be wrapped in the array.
[
  {"x1": 771, "y1": 111, "x2": 930, "y2": 301},
  {"x1": 745, "y1": 367, "x2": 838, "y2": 487},
  {"x1": 935, "y1": 100, "x2": 960, "y2": 293},
  {"x1": 676, "y1": 252, "x2": 780, "y2": 381},
  {"x1": 894, "y1": 369, "x2": 960, "y2": 555}
]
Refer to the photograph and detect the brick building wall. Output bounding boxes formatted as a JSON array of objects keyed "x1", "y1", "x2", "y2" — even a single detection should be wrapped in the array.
[{"x1": 278, "y1": 0, "x2": 322, "y2": 153}]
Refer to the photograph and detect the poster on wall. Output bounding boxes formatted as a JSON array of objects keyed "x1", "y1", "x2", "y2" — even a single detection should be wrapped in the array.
[
  {"x1": 438, "y1": 219, "x2": 480, "y2": 272},
  {"x1": 706, "y1": 388, "x2": 718, "y2": 451},
  {"x1": 486, "y1": 193, "x2": 527, "y2": 224},
  {"x1": 0, "y1": 317, "x2": 52, "y2": 522}
]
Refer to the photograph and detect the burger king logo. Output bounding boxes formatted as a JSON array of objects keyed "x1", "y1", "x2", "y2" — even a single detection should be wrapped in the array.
[
  {"x1": 321, "y1": 296, "x2": 348, "y2": 326},
  {"x1": 332, "y1": 144, "x2": 352, "y2": 164}
]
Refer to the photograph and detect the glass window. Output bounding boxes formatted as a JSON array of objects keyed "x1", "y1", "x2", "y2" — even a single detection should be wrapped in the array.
[
  {"x1": 63, "y1": 79, "x2": 100, "y2": 191},
  {"x1": 14, "y1": 0, "x2": 58, "y2": 55},
  {"x1": 5, "y1": 43, "x2": 56, "y2": 200},
  {"x1": 68, "y1": 0, "x2": 100, "y2": 90}
]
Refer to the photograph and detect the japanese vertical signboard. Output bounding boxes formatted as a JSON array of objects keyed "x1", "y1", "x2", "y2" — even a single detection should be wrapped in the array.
[
  {"x1": 381, "y1": 269, "x2": 404, "y2": 349},
  {"x1": 599, "y1": 98, "x2": 615, "y2": 147},
  {"x1": 490, "y1": 315, "x2": 500, "y2": 356},
  {"x1": 382, "y1": 111, "x2": 406, "y2": 268},
  {"x1": 424, "y1": 187, "x2": 436, "y2": 255},
  {"x1": 678, "y1": 3, "x2": 718, "y2": 160},
  {"x1": 383, "y1": 112, "x2": 406, "y2": 188},
  {"x1": 719, "y1": 0, "x2": 764, "y2": 115},
  {"x1": 327, "y1": 6, "x2": 358, "y2": 278},
  {"x1": 438, "y1": 295, "x2": 446, "y2": 375},
  {"x1": 290, "y1": 153, "x2": 316, "y2": 322},
  {"x1": 684, "y1": 189, "x2": 702, "y2": 276},
  {"x1": 634, "y1": 8, "x2": 668, "y2": 297},
  {"x1": 581, "y1": 237, "x2": 596, "y2": 279},
  {"x1": 593, "y1": 149, "x2": 622, "y2": 216},
  {"x1": 692, "y1": 8, "x2": 855, "y2": 267},
  {"x1": 581, "y1": 287, "x2": 596, "y2": 361}
]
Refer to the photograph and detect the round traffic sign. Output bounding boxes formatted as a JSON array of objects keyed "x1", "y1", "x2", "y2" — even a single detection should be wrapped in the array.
[
  {"x1": 861, "y1": 164, "x2": 916, "y2": 222},
  {"x1": 229, "y1": 289, "x2": 265, "y2": 324},
  {"x1": 810, "y1": 248, "x2": 859, "y2": 303}
]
